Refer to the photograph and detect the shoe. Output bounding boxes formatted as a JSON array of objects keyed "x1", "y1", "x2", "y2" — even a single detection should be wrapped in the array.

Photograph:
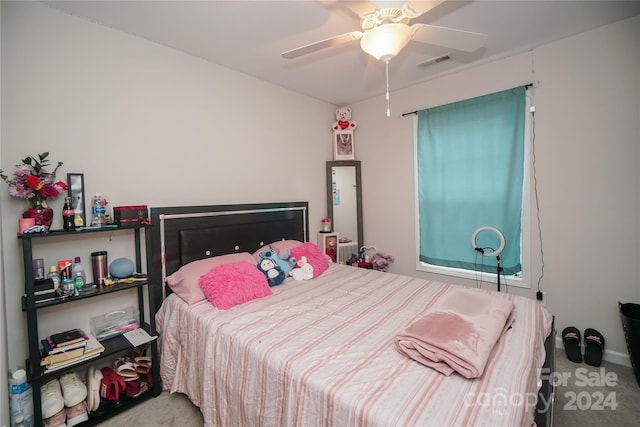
[
  {"x1": 124, "y1": 378, "x2": 149, "y2": 398},
  {"x1": 584, "y1": 328, "x2": 605, "y2": 367},
  {"x1": 59, "y1": 372, "x2": 87, "y2": 407},
  {"x1": 66, "y1": 401, "x2": 89, "y2": 427},
  {"x1": 41, "y1": 379, "x2": 65, "y2": 419},
  {"x1": 113, "y1": 358, "x2": 139, "y2": 380},
  {"x1": 43, "y1": 407, "x2": 67, "y2": 427},
  {"x1": 86, "y1": 365, "x2": 103, "y2": 412},
  {"x1": 562, "y1": 326, "x2": 583, "y2": 363},
  {"x1": 134, "y1": 356, "x2": 152, "y2": 374},
  {"x1": 100, "y1": 367, "x2": 125, "y2": 402}
]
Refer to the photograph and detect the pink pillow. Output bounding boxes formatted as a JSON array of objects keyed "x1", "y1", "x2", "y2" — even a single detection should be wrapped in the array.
[
  {"x1": 252, "y1": 240, "x2": 303, "y2": 258},
  {"x1": 289, "y1": 242, "x2": 329, "y2": 279},
  {"x1": 165, "y1": 252, "x2": 256, "y2": 305},
  {"x1": 199, "y1": 261, "x2": 272, "y2": 310}
]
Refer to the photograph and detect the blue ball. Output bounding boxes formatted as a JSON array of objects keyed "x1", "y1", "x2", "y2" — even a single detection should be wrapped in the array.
[{"x1": 109, "y1": 257, "x2": 135, "y2": 279}]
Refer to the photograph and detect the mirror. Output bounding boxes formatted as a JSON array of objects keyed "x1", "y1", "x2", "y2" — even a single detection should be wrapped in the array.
[
  {"x1": 66, "y1": 173, "x2": 86, "y2": 227},
  {"x1": 326, "y1": 161, "x2": 363, "y2": 251}
]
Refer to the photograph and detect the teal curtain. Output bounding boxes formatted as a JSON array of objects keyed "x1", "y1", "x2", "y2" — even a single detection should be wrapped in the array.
[{"x1": 417, "y1": 86, "x2": 525, "y2": 274}]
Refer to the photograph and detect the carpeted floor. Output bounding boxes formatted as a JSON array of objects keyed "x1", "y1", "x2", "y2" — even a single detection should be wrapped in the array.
[
  {"x1": 100, "y1": 391, "x2": 203, "y2": 426},
  {"x1": 552, "y1": 349, "x2": 639, "y2": 426},
  {"x1": 100, "y1": 350, "x2": 640, "y2": 426}
]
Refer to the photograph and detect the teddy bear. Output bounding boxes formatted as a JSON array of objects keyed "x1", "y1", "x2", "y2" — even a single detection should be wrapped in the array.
[
  {"x1": 289, "y1": 256, "x2": 314, "y2": 281},
  {"x1": 256, "y1": 246, "x2": 296, "y2": 286},
  {"x1": 332, "y1": 106, "x2": 358, "y2": 131}
]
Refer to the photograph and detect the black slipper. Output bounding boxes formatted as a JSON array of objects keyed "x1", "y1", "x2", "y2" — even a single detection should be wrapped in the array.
[
  {"x1": 584, "y1": 328, "x2": 605, "y2": 367},
  {"x1": 562, "y1": 326, "x2": 583, "y2": 363}
]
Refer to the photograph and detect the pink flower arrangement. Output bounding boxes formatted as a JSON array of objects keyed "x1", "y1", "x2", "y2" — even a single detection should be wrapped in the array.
[
  {"x1": 371, "y1": 252, "x2": 395, "y2": 272},
  {"x1": 0, "y1": 152, "x2": 67, "y2": 205}
]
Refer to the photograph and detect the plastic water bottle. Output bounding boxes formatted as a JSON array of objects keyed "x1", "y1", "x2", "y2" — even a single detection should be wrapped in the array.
[
  {"x1": 9, "y1": 368, "x2": 33, "y2": 427},
  {"x1": 72, "y1": 257, "x2": 86, "y2": 291},
  {"x1": 46, "y1": 266, "x2": 60, "y2": 293},
  {"x1": 90, "y1": 193, "x2": 108, "y2": 226},
  {"x1": 72, "y1": 257, "x2": 86, "y2": 283}
]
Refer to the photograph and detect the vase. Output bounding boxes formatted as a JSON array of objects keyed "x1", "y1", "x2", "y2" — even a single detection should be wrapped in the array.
[{"x1": 23, "y1": 199, "x2": 54, "y2": 231}]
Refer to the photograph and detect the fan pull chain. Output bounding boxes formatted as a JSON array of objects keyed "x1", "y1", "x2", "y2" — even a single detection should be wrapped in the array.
[{"x1": 385, "y1": 60, "x2": 390, "y2": 117}]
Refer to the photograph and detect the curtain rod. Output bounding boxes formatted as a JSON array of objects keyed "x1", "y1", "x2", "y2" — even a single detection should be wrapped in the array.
[{"x1": 401, "y1": 83, "x2": 534, "y2": 117}]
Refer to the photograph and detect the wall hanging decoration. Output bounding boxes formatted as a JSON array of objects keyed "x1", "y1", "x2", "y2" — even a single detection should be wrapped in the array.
[
  {"x1": 332, "y1": 106, "x2": 357, "y2": 161},
  {"x1": 334, "y1": 130, "x2": 355, "y2": 161},
  {"x1": 1, "y1": 152, "x2": 66, "y2": 232}
]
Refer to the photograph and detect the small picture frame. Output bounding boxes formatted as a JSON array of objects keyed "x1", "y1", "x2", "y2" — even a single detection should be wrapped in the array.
[
  {"x1": 333, "y1": 130, "x2": 355, "y2": 160},
  {"x1": 66, "y1": 173, "x2": 86, "y2": 227},
  {"x1": 318, "y1": 232, "x2": 339, "y2": 263}
]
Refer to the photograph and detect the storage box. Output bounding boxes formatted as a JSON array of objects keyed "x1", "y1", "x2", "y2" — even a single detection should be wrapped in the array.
[
  {"x1": 90, "y1": 306, "x2": 140, "y2": 341},
  {"x1": 113, "y1": 205, "x2": 148, "y2": 226}
]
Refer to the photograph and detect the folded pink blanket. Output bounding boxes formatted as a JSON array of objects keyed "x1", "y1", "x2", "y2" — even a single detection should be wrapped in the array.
[{"x1": 394, "y1": 287, "x2": 514, "y2": 378}]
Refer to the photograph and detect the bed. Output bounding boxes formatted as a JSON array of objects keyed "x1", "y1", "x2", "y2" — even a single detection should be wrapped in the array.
[{"x1": 145, "y1": 202, "x2": 556, "y2": 427}]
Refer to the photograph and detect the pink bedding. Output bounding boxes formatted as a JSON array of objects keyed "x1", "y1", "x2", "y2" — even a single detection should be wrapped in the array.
[
  {"x1": 394, "y1": 287, "x2": 515, "y2": 378},
  {"x1": 156, "y1": 264, "x2": 552, "y2": 427}
]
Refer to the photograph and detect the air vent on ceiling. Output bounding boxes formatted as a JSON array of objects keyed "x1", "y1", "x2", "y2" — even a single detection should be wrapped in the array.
[{"x1": 417, "y1": 54, "x2": 451, "y2": 68}]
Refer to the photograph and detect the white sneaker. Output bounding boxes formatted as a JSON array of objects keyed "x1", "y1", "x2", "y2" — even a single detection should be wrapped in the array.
[
  {"x1": 43, "y1": 407, "x2": 67, "y2": 427},
  {"x1": 59, "y1": 372, "x2": 87, "y2": 407},
  {"x1": 66, "y1": 401, "x2": 89, "y2": 427},
  {"x1": 85, "y1": 365, "x2": 103, "y2": 412},
  {"x1": 41, "y1": 379, "x2": 65, "y2": 419}
]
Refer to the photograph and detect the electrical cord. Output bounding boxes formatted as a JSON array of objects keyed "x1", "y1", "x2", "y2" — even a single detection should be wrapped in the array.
[
  {"x1": 474, "y1": 246, "x2": 496, "y2": 289},
  {"x1": 501, "y1": 266, "x2": 509, "y2": 294},
  {"x1": 474, "y1": 251, "x2": 485, "y2": 288},
  {"x1": 531, "y1": 109, "x2": 545, "y2": 294},
  {"x1": 474, "y1": 245, "x2": 510, "y2": 293}
]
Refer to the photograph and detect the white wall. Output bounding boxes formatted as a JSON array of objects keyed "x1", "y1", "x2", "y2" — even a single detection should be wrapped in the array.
[
  {"x1": 354, "y1": 15, "x2": 640, "y2": 357},
  {"x1": 1, "y1": 7, "x2": 639, "y2": 425},
  {"x1": 0, "y1": 0, "x2": 335, "y2": 396}
]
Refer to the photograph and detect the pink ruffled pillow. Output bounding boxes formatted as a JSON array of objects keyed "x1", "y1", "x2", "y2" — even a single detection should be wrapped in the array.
[
  {"x1": 199, "y1": 261, "x2": 272, "y2": 310},
  {"x1": 166, "y1": 252, "x2": 256, "y2": 305},
  {"x1": 289, "y1": 242, "x2": 329, "y2": 279}
]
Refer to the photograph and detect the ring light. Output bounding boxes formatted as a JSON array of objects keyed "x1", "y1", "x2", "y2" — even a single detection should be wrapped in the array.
[{"x1": 471, "y1": 226, "x2": 505, "y2": 257}]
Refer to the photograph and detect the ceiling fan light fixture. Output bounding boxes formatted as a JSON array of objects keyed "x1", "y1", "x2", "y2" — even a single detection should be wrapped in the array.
[{"x1": 360, "y1": 23, "x2": 411, "y2": 62}]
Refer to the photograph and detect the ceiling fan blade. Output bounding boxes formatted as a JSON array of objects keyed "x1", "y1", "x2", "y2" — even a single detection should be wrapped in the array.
[
  {"x1": 403, "y1": 1, "x2": 446, "y2": 18},
  {"x1": 410, "y1": 23, "x2": 487, "y2": 52},
  {"x1": 342, "y1": 1, "x2": 380, "y2": 18},
  {"x1": 282, "y1": 31, "x2": 364, "y2": 59}
]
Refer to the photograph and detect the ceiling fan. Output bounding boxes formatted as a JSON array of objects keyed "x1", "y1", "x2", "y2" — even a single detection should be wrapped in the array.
[{"x1": 281, "y1": 0, "x2": 488, "y2": 115}]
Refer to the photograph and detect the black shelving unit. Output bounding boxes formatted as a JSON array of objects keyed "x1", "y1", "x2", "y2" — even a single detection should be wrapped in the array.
[{"x1": 18, "y1": 224, "x2": 160, "y2": 426}]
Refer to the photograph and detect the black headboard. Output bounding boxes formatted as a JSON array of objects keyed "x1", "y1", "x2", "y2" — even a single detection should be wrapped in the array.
[{"x1": 145, "y1": 202, "x2": 308, "y2": 312}]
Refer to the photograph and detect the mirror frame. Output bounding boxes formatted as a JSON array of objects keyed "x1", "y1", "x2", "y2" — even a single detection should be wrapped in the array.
[
  {"x1": 66, "y1": 173, "x2": 86, "y2": 227},
  {"x1": 326, "y1": 160, "x2": 363, "y2": 250}
]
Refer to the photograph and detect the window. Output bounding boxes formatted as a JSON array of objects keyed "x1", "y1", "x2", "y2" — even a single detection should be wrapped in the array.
[{"x1": 415, "y1": 86, "x2": 531, "y2": 288}]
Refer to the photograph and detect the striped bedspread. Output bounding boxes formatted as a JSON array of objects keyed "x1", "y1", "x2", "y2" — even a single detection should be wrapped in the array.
[{"x1": 156, "y1": 264, "x2": 552, "y2": 427}]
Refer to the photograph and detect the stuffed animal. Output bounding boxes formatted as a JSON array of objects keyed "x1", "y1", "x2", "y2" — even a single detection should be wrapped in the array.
[
  {"x1": 273, "y1": 249, "x2": 297, "y2": 277},
  {"x1": 290, "y1": 256, "x2": 314, "y2": 281},
  {"x1": 256, "y1": 246, "x2": 296, "y2": 286},
  {"x1": 257, "y1": 254, "x2": 286, "y2": 287},
  {"x1": 332, "y1": 106, "x2": 358, "y2": 131}
]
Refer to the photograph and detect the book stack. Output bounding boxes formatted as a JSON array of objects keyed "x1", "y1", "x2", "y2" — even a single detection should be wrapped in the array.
[{"x1": 41, "y1": 328, "x2": 105, "y2": 373}]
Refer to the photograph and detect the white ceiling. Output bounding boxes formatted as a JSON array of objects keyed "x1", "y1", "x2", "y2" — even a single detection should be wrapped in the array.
[{"x1": 44, "y1": 0, "x2": 640, "y2": 106}]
